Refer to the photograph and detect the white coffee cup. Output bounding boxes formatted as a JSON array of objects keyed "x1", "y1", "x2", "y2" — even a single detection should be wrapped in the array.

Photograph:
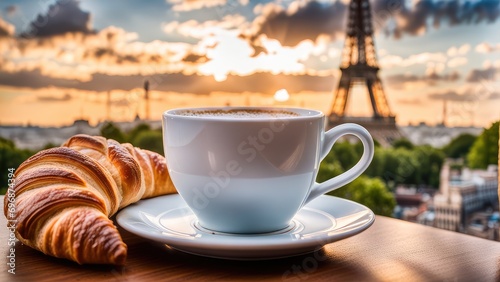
[{"x1": 163, "y1": 107, "x2": 374, "y2": 234}]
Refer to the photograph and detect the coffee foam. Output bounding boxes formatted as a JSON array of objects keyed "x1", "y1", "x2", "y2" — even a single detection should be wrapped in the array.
[{"x1": 177, "y1": 109, "x2": 300, "y2": 118}]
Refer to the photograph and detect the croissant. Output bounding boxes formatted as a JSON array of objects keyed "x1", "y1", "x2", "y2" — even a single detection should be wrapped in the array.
[{"x1": 3, "y1": 134, "x2": 176, "y2": 265}]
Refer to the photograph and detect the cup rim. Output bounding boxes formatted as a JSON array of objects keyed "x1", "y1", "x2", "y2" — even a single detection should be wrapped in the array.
[{"x1": 163, "y1": 106, "x2": 324, "y2": 121}]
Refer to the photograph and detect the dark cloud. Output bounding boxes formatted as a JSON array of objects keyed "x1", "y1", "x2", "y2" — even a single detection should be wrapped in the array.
[
  {"x1": 384, "y1": 71, "x2": 461, "y2": 88},
  {"x1": 5, "y1": 5, "x2": 19, "y2": 17},
  {"x1": 22, "y1": 0, "x2": 95, "y2": 38},
  {"x1": 0, "y1": 69, "x2": 77, "y2": 89},
  {"x1": 83, "y1": 48, "x2": 140, "y2": 64},
  {"x1": 88, "y1": 72, "x2": 335, "y2": 95},
  {"x1": 250, "y1": 44, "x2": 267, "y2": 57},
  {"x1": 384, "y1": 73, "x2": 420, "y2": 85},
  {"x1": 388, "y1": 0, "x2": 500, "y2": 39},
  {"x1": 488, "y1": 92, "x2": 500, "y2": 100},
  {"x1": 427, "y1": 70, "x2": 460, "y2": 82},
  {"x1": 182, "y1": 53, "x2": 209, "y2": 63},
  {"x1": 428, "y1": 90, "x2": 478, "y2": 101},
  {"x1": 0, "y1": 27, "x2": 10, "y2": 37},
  {"x1": 0, "y1": 69, "x2": 335, "y2": 95},
  {"x1": 397, "y1": 98, "x2": 423, "y2": 105},
  {"x1": 428, "y1": 88, "x2": 500, "y2": 102},
  {"x1": 466, "y1": 66, "x2": 498, "y2": 82},
  {"x1": 252, "y1": 1, "x2": 347, "y2": 46},
  {"x1": 253, "y1": 0, "x2": 500, "y2": 46},
  {"x1": 0, "y1": 16, "x2": 14, "y2": 37},
  {"x1": 109, "y1": 98, "x2": 132, "y2": 107},
  {"x1": 37, "y1": 93, "x2": 72, "y2": 102}
]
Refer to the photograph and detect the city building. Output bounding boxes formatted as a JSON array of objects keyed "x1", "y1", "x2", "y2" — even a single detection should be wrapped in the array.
[
  {"x1": 433, "y1": 160, "x2": 498, "y2": 238},
  {"x1": 393, "y1": 187, "x2": 433, "y2": 223}
]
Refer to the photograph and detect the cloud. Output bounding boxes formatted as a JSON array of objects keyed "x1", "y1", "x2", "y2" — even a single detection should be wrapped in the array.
[
  {"x1": 447, "y1": 57, "x2": 468, "y2": 68},
  {"x1": 0, "y1": 16, "x2": 15, "y2": 37},
  {"x1": 167, "y1": 0, "x2": 226, "y2": 12},
  {"x1": 379, "y1": 45, "x2": 470, "y2": 70},
  {"x1": 0, "y1": 25, "x2": 199, "y2": 79},
  {"x1": 379, "y1": 51, "x2": 447, "y2": 68},
  {"x1": 162, "y1": 14, "x2": 248, "y2": 39},
  {"x1": 387, "y1": 0, "x2": 500, "y2": 39},
  {"x1": 3, "y1": 0, "x2": 497, "y2": 99},
  {"x1": 489, "y1": 92, "x2": 500, "y2": 100},
  {"x1": 428, "y1": 90, "x2": 479, "y2": 101},
  {"x1": 427, "y1": 71, "x2": 460, "y2": 81},
  {"x1": 0, "y1": 69, "x2": 78, "y2": 89},
  {"x1": 162, "y1": 12, "x2": 335, "y2": 80},
  {"x1": 37, "y1": 93, "x2": 72, "y2": 102},
  {"x1": 475, "y1": 42, "x2": 500, "y2": 53},
  {"x1": 447, "y1": 43, "x2": 471, "y2": 56},
  {"x1": 4, "y1": 6, "x2": 333, "y2": 83},
  {"x1": 182, "y1": 53, "x2": 209, "y2": 63},
  {"x1": 22, "y1": 0, "x2": 94, "y2": 38},
  {"x1": 0, "y1": 68, "x2": 335, "y2": 95},
  {"x1": 251, "y1": 1, "x2": 347, "y2": 46},
  {"x1": 397, "y1": 98, "x2": 424, "y2": 105},
  {"x1": 5, "y1": 5, "x2": 18, "y2": 17},
  {"x1": 466, "y1": 66, "x2": 498, "y2": 82},
  {"x1": 250, "y1": 0, "x2": 500, "y2": 47},
  {"x1": 7, "y1": 1, "x2": 334, "y2": 83},
  {"x1": 385, "y1": 71, "x2": 460, "y2": 88},
  {"x1": 428, "y1": 88, "x2": 500, "y2": 102},
  {"x1": 197, "y1": 33, "x2": 333, "y2": 81}
]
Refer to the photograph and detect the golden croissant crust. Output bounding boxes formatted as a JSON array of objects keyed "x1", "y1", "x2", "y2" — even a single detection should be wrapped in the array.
[{"x1": 4, "y1": 134, "x2": 176, "y2": 265}]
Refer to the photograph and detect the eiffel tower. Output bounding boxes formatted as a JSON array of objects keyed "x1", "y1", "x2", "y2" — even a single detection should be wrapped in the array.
[{"x1": 329, "y1": 0, "x2": 403, "y2": 146}]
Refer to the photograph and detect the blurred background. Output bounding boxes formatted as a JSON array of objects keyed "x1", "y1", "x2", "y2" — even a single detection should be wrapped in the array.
[{"x1": 0, "y1": 0, "x2": 498, "y2": 240}]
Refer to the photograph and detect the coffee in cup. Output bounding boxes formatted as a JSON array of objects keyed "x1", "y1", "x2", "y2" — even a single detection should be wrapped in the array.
[{"x1": 163, "y1": 107, "x2": 374, "y2": 234}]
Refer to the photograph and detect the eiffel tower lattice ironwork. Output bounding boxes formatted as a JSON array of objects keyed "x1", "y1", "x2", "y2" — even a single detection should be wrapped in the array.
[
  {"x1": 330, "y1": 0, "x2": 392, "y2": 120},
  {"x1": 328, "y1": 0, "x2": 403, "y2": 146}
]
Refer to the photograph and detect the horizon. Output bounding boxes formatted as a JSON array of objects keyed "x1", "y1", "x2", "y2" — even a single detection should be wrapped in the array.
[
  {"x1": 0, "y1": 112, "x2": 490, "y2": 130},
  {"x1": 0, "y1": 0, "x2": 500, "y2": 127}
]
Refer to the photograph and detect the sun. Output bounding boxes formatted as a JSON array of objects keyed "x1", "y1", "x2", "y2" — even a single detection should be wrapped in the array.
[{"x1": 274, "y1": 89, "x2": 290, "y2": 102}]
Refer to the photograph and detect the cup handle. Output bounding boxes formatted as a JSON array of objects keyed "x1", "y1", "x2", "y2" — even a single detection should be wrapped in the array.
[{"x1": 303, "y1": 123, "x2": 374, "y2": 205}]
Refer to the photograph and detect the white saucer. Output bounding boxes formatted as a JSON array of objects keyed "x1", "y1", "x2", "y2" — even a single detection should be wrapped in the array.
[{"x1": 116, "y1": 194, "x2": 375, "y2": 260}]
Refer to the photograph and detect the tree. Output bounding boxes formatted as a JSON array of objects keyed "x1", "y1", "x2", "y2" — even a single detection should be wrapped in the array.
[
  {"x1": 320, "y1": 137, "x2": 445, "y2": 190},
  {"x1": 364, "y1": 147, "x2": 387, "y2": 178},
  {"x1": 324, "y1": 141, "x2": 360, "y2": 171},
  {"x1": 0, "y1": 137, "x2": 34, "y2": 194},
  {"x1": 443, "y1": 133, "x2": 477, "y2": 159},
  {"x1": 413, "y1": 145, "x2": 445, "y2": 188},
  {"x1": 100, "y1": 122, "x2": 126, "y2": 143},
  {"x1": 317, "y1": 160, "x2": 344, "y2": 183},
  {"x1": 328, "y1": 176, "x2": 396, "y2": 217},
  {"x1": 393, "y1": 148, "x2": 420, "y2": 185},
  {"x1": 127, "y1": 123, "x2": 151, "y2": 144},
  {"x1": 377, "y1": 148, "x2": 407, "y2": 189},
  {"x1": 131, "y1": 130, "x2": 164, "y2": 155},
  {"x1": 317, "y1": 157, "x2": 396, "y2": 216},
  {"x1": 392, "y1": 138, "x2": 414, "y2": 150},
  {"x1": 467, "y1": 121, "x2": 499, "y2": 169}
]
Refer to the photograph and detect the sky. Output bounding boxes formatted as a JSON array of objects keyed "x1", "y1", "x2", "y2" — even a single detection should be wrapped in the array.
[{"x1": 0, "y1": 0, "x2": 499, "y2": 127}]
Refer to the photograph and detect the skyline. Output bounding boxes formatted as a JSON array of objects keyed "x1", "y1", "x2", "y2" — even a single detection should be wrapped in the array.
[{"x1": 0, "y1": 0, "x2": 499, "y2": 127}]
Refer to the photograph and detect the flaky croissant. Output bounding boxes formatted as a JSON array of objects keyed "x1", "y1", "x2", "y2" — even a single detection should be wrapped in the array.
[{"x1": 4, "y1": 134, "x2": 176, "y2": 265}]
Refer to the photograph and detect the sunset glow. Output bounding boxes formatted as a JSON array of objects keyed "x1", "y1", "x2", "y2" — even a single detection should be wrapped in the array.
[
  {"x1": 274, "y1": 89, "x2": 290, "y2": 102},
  {"x1": 0, "y1": 0, "x2": 499, "y2": 127}
]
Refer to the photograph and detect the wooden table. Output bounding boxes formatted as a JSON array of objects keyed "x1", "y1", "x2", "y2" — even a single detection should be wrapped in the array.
[{"x1": 1, "y1": 203, "x2": 499, "y2": 281}]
